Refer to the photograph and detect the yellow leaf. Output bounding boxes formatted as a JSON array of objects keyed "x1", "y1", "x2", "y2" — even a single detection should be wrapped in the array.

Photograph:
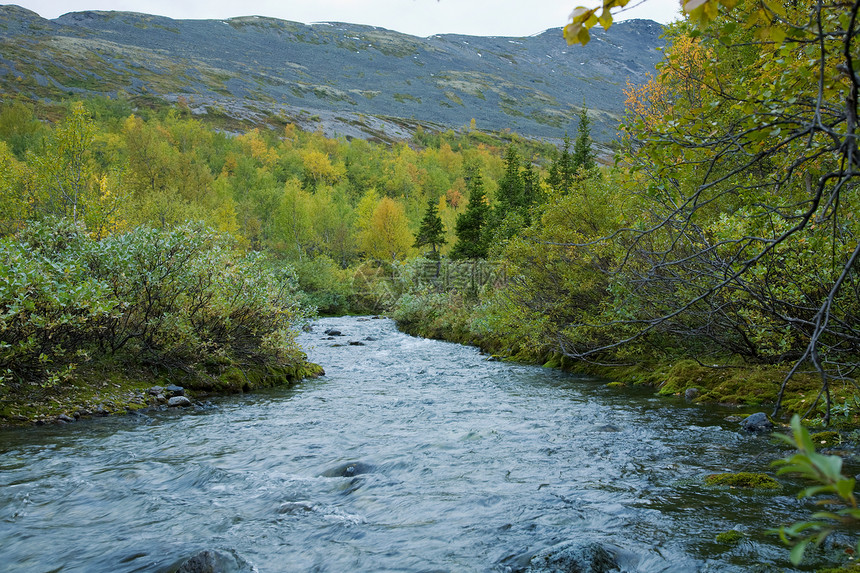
[
  {"x1": 563, "y1": 22, "x2": 584, "y2": 45},
  {"x1": 578, "y1": 26, "x2": 592, "y2": 45},
  {"x1": 764, "y1": 0, "x2": 787, "y2": 18},
  {"x1": 683, "y1": 0, "x2": 709, "y2": 13},
  {"x1": 598, "y1": 8, "x2": 613, "y2": 29},
  {"x1": 769, "y1": 26, "x2": 786, "y2": 43},
  {"x1": 704, "y1": 0, "x2": 719, "y2": 20},
  {"x1": 569, "y1": 7, "x2": 593, "y2": 24}
]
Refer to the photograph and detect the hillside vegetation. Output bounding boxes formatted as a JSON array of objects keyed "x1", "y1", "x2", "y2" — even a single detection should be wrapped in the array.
[{"x1": 0, "y1": 5, "x2": 663, "y2": 143}]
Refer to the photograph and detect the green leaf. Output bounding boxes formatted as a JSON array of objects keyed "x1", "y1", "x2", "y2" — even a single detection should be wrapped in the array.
[{"x1": 790, "y1": 539, "x2": 810, "y2": 565}]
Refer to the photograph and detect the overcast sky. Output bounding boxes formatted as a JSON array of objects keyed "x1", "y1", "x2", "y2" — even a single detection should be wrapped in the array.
[{"x1": 7, "y1": 0, "x2": 682, "y2": 37}]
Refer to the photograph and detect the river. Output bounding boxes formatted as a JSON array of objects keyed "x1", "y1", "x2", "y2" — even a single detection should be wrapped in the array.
[{"x1": 0, "y1": 316, "x2": 829, "y2": 572}]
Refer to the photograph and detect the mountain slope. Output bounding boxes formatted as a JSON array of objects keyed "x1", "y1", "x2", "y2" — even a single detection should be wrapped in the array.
[{"x1": 0, "y1": 5, "x2": 664, "y2": 141}]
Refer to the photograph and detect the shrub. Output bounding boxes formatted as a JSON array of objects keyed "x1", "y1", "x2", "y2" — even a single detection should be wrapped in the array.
[{"x1": 0, "y1": 219, "x2": 313, "y2": 387}]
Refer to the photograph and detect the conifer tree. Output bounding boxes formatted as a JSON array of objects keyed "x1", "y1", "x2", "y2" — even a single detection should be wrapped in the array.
[
  {"x1": 496, "y1": 144, "x2": 524, "y2": 213},
  {"x1": 413, "y1": 198, "x2": 446, "y2": 260},
  {"x1": 520, "y1": 159, "x2": 541, "y2": 226},
  {"x1": 450, "y1": 166, "x2": 490, "y2": 260},
  {"x1": 546, "y1": 135, "x2": 575, "y2": 194},
  {"x1": 572, "y1": 107, "x2": 596, "y2": 173}
]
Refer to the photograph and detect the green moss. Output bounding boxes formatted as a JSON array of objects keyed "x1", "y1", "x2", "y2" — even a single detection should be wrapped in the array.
[
  {"x1": 542, "y1": 352, "x2": 562, "y2": 369},
  {"x1": 817, "y1": 565, "x2": 860, "y2": 573},
  {"x1": 715, "y1": 530, "x2": 744, "y2": 545},
  {"x1": 704, "y1": 472, "x2": 781, "y2": 490},
  {"x1": 0, "y1": 359, "x2": 323, "y2": 427},
  {"x1": 811, "y1": 431, "x2": 842, "y2": 447},
  {"x1": 560, "y1": 358, "x2": 829, "y2": 416},
  {"x1": 606, "y1": 382, "x2": 626, "y2": 388}
]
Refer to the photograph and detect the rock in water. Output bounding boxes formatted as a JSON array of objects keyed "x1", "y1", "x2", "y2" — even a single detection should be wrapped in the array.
[
  {"x1": 278, "y1": 501, "x2": 315, "y2": 514},
  {"x1": 320, "y1": 461, "x2": 374, "y2": 477},
  {"x1": 520, "y1": 541, "x2": 619, "y2": 572},
  {"x1": 741, "y1": 412, "x2": 774, "y2": 432},
  {"x1": 174, "y1": 549, "x2": 256, "y2": 573},
  {"x1": 175, "y1": 549, "x2": 249, "y2": 573},
  {"x1": 167, "y1": 396, "x2": 192, "y2": 408}
]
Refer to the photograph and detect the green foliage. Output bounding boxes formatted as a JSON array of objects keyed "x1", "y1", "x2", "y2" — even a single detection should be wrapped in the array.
[
  {"x1": 391, "y1": 288, "x2": 478, "y2": 344},
  {"x1": 810, "y1": 431, "x2": 842, "y2": 448},
  {"x1": 771, "y1": 415, "x2": 860, "y2": 566},
  {"x1": 0, "y1": 219, "x2": 116, "y2": 387},
  {"x1": 0, "y1": 97, "x2": 561, "y2": 277},
  {"x1": 571, "y1": 107, "x2": 596, "y2": 173},
  {"x1": 293, "y1": 255, "x2": 352, "y2": 316},
  {"x1": 0, "y1": 219, "x2": 312, "y2": 389},
  {"x1": 414, "y1": 198, "x2": 447, "y2": 260},
  {"x1": 450, "y1": 165, "x2": 491, "y2": 260},
  {"x1": 546, "y1": 135, "x2": 575, "y2": 194},
  {"x1": 483, "y1": 169, "x2": 628, "y2": 360},
  {"x1": 0, "y1": 100, "x2": 44, "y2": 158},
  {"x1": 555, "y1": 1, "x2": 860, "y2": 422}
]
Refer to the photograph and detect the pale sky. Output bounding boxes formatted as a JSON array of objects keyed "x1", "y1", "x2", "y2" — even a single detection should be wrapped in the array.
[{"x1": 7, "y1": 0, "x2": 682, "y2": 37}]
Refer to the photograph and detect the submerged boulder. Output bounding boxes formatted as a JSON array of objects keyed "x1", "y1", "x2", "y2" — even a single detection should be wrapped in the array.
[
  {"x1": 741, "y1": 412, "x2": 774, "y2": 432},
  {"x1": 514, "y1": 541, "x2": 620, "y2": 573},
  {"x1": 174, "y1": 549, "x2": 253, "y2": 573},
  {"x1": 320, "y1": 461, "x2": 374, "y2": 478}
]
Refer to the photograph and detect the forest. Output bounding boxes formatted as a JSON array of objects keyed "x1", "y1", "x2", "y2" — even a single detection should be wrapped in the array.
[{"x1": 0, "y1": 0, "x2": 858, "y2": 434}]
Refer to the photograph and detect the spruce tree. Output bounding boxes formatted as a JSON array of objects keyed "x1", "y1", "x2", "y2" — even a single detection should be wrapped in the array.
[
  {"x1": 572, "y1": 107, "x2": 596, "y2": 172},
  {"x1": 496, "y1": 144, "x2": 524, "y2": 213},
  {"x1": 450, "y1": 166, "x2": 490, "y2": 260},
  {"x1": 547, "y1": 135, "x2": 575, "y2": 194},
  {"x1": 413, "y1": 198, "x2": 446, "y2": 260},
  {"x1": 520, "y1": 159, "x2": 541, "y2": 226}
]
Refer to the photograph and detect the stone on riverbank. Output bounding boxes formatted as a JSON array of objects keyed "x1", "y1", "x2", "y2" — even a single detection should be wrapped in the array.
[
  {"x1": 168, "y1": 396, "x2": 193, "y2": 408},
  {"x1": 166, "y1": 384, "x2": 185, "y2": 396}
]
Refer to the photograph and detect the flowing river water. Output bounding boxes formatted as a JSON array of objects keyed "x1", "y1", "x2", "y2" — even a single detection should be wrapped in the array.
[{"x1": 0, "y1": 316, "x2": 836, "y2": 572}]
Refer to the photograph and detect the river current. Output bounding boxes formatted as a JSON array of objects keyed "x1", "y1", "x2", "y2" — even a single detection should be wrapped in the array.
[{"x1": 0, "y1": 316, "x2": 824, "y2": 572}]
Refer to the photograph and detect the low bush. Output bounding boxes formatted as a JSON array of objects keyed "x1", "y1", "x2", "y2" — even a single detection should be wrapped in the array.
[{"x1": 0, "y1": 219, "x2": 313, "y2": 389}]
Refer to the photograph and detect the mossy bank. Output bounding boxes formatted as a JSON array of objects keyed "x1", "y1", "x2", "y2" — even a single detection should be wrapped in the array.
[
  {"x1": 392, "y1": 305, "x2": 858, "y2": 426},
  {"x1": 0, "y1": 359, "x2": 324, "y2": 428}
]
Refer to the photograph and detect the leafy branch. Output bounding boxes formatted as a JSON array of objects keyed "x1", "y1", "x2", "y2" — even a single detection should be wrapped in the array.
[{"x1": 771, "y1": 414, "x2": 860, "y2": 565}]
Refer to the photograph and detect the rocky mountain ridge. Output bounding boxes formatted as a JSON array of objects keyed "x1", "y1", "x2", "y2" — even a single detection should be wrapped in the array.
[{"x1": 0, "y1": 4, "x2": 665, "y2": 142}]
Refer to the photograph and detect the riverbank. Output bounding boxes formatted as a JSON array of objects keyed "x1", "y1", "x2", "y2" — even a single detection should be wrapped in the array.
[
  {"x1": 0, "y1": 358, "x2": 324, "y2": 428},
  {"x1": 392, "y1": 306, "x2": 857, "y2": 427},
  {"x1": 4, "y1": 314, "x2": 824, "y2": 573}
]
